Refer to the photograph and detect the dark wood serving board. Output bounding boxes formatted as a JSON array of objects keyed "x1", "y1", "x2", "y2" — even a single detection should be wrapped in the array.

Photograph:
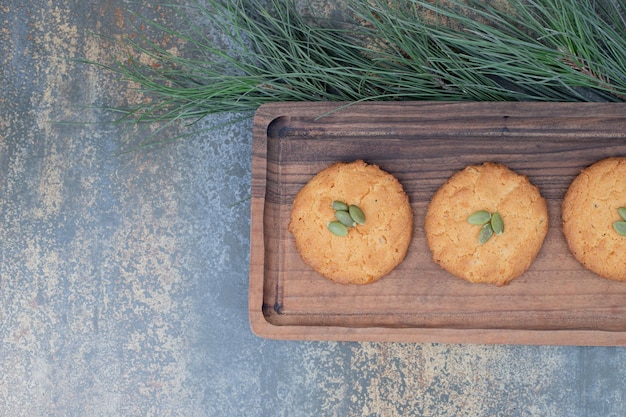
[{"x1": 249, "y1": 101, "x2": 626, "y2": 345}]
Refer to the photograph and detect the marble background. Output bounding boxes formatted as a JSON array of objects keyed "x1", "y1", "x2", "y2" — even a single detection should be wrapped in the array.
[{"x1": 1, "y1": 1, "x2": 625, "y2": 416}]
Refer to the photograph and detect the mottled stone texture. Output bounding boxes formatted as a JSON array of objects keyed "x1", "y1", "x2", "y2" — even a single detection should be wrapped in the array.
[{"x1": 1, "y1": 1, "x2": 625, "y2": 416}]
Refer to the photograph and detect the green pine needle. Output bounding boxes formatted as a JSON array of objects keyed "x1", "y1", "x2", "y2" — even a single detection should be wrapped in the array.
[{"x1": 86, "y1": 0, "x2": 626, "y2": 127}]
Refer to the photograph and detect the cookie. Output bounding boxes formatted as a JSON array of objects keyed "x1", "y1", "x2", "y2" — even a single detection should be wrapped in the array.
[
  {"x1": 288, "y1": 160, "x2": 413, "y2": 284},
  {"x1": 562, "y1": 157, "x2": 626, "y2": 281},
  {"x1": 425, "y1": 162, "x2": 548, "y2": 286}
]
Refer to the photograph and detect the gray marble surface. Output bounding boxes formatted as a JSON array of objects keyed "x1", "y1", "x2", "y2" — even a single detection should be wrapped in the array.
[{"x1": 1, "y1": 1, "x2": 626, "y2": 416}]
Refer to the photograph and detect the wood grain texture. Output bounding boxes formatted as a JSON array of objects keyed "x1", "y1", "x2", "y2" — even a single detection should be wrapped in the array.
[{"x1": 249, "y1": 101, "x2": 626, "y2": 345}]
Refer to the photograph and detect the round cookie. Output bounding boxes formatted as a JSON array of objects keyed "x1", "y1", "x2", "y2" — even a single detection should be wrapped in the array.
[
  {"x1": 562, "y1": 157, "x2": 626, "y2": 281},
  {"x1": 288, "y1": 160, "x2": 413, "y2": 284},
  {"x1": 425, "y1": 162, "x2": 548, "y2": 286}
]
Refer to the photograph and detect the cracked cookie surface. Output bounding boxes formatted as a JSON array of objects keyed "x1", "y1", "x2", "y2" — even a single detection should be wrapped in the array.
[
  {"x1": 425, "y1": 162, "x2": 548, "y2": 286},
  {"x1": 289, "y1": 160, "x2": 413, "y2": 284}
]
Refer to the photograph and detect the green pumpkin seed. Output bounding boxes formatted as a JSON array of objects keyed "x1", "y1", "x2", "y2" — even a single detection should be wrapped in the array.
[
  {"x1": 618, "y1": 207, "x2": 626, "y2": 221},
  {"x1": 478, "y1": 223, "x2": 494, "y2": 244},
  {"x1": 332, "y1": 200, "x2": 348, "y2": 211},
  {"x1": 335, "y1": 210, "x2": 356, "y2": 227},
  {"x1": 328, "y1": 221, "x2": 349, "y2": 237},
  {"x1": 490, "y1": 212, "x2": 504, "y2": 235},
  {"x1": 349, "y1": 204, "x2": 366, "y2": 225},
  {"x1": 613, "y1": 221, "x2": 626, "y2": 237},
  {"x1": 467, "y1": 210, "x2": 491, "y2": 225}
]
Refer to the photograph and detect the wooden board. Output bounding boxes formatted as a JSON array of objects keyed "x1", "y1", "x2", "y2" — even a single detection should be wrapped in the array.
[{"x1": 249, "y1": 101, "x2": 626, "y2": 345}]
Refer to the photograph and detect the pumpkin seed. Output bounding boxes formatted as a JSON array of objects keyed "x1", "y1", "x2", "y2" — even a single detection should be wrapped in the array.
[
  {"x1": 332, "y1": 200, "x2": 348, "y2": 211},
  {"x1": 613, "y1": 221, "x2": 626, "y2": 237},
  {"x1": 467, "y1": 210, "x2": 491, "y2": 225},
  {"x1": 618, "y1": 207, "x2": 626, "y2": 221},
  {"x1": 335, "y1": 210, "x2": 356, "y2": 227},
  {"x1": 328, "y1": 221, "x2": 349, "y2": 237},
  {"x1": 349, "y1": 204, "x2": 366, "y2": 225},
  {"x1": 490, "y1": 212, "x2": 504, "y2": 235},
  {"x1": 478, "y1": 223, "x2": 494, "y2": 244}
]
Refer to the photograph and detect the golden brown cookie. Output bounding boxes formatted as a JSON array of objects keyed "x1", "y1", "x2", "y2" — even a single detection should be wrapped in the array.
[
  {"x1": 288, "y1": 160, "x2": 413, "y2": 284},
  {"x1": 425, "y1": 162, "x2": 548, "y2": 286},
  {"x1": 562, "y1": 157, "x2": 626, "y2": 281}
]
